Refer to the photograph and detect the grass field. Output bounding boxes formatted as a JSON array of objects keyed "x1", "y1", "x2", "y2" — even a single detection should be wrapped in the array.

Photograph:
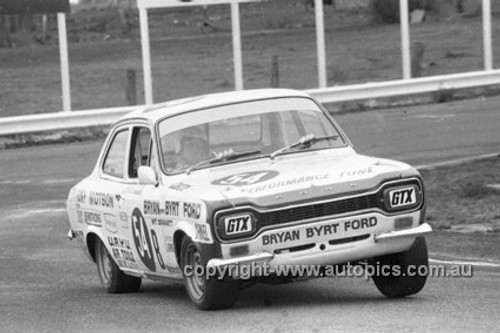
[{"x1": 2, "y1": 3, "x2": 500, "y2": 116}]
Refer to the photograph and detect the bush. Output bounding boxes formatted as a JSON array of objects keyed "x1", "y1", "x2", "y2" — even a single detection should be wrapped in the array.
[
  {"x1": 371, "y1": 0, "x2": 437, "y2": 24},
  {"x1": 456, "y1": 178, "x2": 491, "y2": 199}
]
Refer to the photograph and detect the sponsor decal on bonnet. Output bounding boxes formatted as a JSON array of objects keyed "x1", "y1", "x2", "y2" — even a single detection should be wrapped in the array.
[
  {"x1": 212, "y1": 171, "x2": 279, "y2": 186},
  {"x1": 169, "y1": 182, "x2": 191, "y2": 191},
  {"x1": 242, "y1": 173, "x2": 330, "y2": 193}
]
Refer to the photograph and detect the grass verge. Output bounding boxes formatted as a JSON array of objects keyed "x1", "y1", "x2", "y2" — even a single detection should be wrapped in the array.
[
  {"x1": 420, "y1": 156, "x2": 500, "y2": 231},
  {"x1": 421, "y1": 155, "x2": 500, "y2": 261}
]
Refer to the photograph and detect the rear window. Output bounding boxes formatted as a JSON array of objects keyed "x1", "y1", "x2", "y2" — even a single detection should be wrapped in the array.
[{"x1": 102, "y1": 129, "x2": 129, "y2": 178}]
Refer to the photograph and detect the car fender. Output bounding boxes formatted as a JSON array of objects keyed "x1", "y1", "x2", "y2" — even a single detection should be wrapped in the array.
[{"x1": 174, "y1": 220, "x2": 214, "y2": 244}]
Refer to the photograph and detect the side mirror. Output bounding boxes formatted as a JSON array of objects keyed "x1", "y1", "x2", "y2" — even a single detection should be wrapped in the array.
[{"x1": 138, "y1": 166, "x2": 158, "y2": 186}]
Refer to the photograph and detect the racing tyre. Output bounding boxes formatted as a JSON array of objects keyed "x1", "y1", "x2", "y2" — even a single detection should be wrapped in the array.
[
  {"x1": 181, "y1": 237, "x2": 239, "y2": 310},
  {"x1": 96, "y1": 238, "x2": 142, "y2": 293},
  {"x1": 370, "y1": 237, "x2": 428, "y2": 298}
]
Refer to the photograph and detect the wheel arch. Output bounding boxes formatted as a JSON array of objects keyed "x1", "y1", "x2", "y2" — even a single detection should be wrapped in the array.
[
  {"x1": 173, "y1": 230, "x2": 187, "y2": 267},
  {"x1": 86, "y1": 232, "x2": 100, "y2": 263}
]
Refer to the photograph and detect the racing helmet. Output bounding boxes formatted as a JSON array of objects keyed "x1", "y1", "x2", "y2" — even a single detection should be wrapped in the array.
[{"x1": 175, "y1": 126, "x2": 209, "y2": 155}]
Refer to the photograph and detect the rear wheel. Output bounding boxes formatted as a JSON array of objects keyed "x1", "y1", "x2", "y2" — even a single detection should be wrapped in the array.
[
  {"x1": 181, "y1": 237, "x2": 239, "y2": 310},
  {"x1": 96, "y1": 238, "x2": 141, "y2": 293},
  {"x1": 370, "y1": 237, "x2": 429, "y2": 298}
]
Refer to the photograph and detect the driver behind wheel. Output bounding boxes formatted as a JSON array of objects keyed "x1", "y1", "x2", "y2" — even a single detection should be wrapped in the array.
[{"x1": 172, "y1": 126, "x2": 209, "y2": 170}]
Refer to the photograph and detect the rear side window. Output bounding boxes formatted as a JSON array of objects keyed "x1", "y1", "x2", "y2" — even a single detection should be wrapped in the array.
[{"x1": 102, "y1": 129, "x2": 129, "y2": 178}]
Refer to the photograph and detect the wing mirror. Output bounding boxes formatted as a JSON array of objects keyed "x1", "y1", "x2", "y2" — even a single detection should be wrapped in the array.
[{"x1": 138, "y1": 166, "x2": 158, "y2": 186}]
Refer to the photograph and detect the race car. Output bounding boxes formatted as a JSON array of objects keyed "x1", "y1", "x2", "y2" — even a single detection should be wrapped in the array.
[{"x1": 67, "y1": 88, "x2": 432, "y2": 310}]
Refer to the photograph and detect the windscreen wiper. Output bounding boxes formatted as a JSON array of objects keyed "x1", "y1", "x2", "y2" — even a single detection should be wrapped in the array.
[
  {"x1": 270, "y1": 134, "x2": 339, "y2": 160},
  {"x1": 186, "y1": 149, "x2": 262, "y2": 175}
]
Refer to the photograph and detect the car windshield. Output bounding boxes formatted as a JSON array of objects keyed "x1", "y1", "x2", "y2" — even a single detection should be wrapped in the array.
[{"x1": 157, "y1": 97, "x2": 346, "y2": 174}]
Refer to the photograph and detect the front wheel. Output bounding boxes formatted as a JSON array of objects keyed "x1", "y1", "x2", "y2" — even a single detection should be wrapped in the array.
[
  {"x1": 96, "y1": 238, "x2": 142, "y2": 293},
  {"x1": 180, "y1": 237, "x2": 239, "y2": 310},
  {"x1": 370, "y1": 237, "x2": 429, "y2": 298}
]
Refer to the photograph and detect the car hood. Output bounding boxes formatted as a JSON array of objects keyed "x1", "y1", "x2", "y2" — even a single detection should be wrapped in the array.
[{"x1": 165, "y1": 148, "x2": 418, "y2": 208}]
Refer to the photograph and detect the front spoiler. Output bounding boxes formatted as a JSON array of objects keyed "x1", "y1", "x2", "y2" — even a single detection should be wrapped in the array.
[{"x1": 206, "y1": 223, "x2": 432, "y2": 269}]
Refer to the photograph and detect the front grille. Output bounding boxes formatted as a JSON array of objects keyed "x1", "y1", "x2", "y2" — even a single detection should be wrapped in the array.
[
  {"x1": 214, "y1": 178, "x2": 423, "y2": 243},
  {"x1": 258, "y1": 194, "x2": 380, "y2": 228}
]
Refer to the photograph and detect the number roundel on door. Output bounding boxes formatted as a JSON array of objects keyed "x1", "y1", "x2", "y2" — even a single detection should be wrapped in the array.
[{"x1": 131, "y1": 208, "x2": 156, "y2": 272}]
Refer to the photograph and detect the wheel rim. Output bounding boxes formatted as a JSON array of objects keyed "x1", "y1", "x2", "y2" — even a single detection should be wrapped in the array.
[
  {"x1": 98, "y1": 242, "x2": 112, "y2": 285},
  {"x1": 185, "y1": 244, "x2": 205, "y2": 301}
]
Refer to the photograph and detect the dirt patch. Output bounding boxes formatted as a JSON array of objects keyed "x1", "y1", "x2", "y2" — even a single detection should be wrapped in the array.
[
  {"x1": 407, "y1": 155, "x2": 500, "y2": 262},
  {"x1": 427, "y1": 230, "x2": 500, "y2": 262},
  {"x1": 420, "y1": 156, "x2": 500, "y2": 233}
]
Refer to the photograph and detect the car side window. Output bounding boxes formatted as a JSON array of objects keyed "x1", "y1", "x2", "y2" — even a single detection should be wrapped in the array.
[
  {"x1": 129, "y1": 127, "x2": 152, "y2": 178},
  {"x1": 103, "y1": 129, "x2": 129, "y2": 178}
]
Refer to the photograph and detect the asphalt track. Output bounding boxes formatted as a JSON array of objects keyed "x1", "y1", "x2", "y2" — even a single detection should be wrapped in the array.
[{"x1": 1, "y1": 97, "x2": 499, "y2": 332}]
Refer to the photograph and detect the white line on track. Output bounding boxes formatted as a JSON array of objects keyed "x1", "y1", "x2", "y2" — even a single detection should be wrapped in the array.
[
  {"x1": 417, "y1": 152, "x2": 499, "y2": 170},
  {"x1": 429, "y1": 258, "x2": 500, "y2": 268},
  {"x1": 41, "y1": 178, "x2": 79, "y2": 185},
  {"x1": 5, "y1": 208, "x2": 67, "y2": 219},
  {"x1": 409, "y1": 114, "x2": 455, "y2": 121},
  {"x1": 0, "y1": 179, "x2": 32, "y2": 185},
  {"x1": 0, "y1": 178, "x2": 78, "y2": 185}
]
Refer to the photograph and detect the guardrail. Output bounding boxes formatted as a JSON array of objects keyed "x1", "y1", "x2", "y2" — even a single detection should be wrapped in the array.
[
  {"x1": 305, "y1": 70, "x2": 500, "y2": 104},
  {"x1": 1, "y1": 69, "x2": 500, "y2": 136},
  {"x1": 0, "y1": 106, "x2": 139, "y2": 136}
]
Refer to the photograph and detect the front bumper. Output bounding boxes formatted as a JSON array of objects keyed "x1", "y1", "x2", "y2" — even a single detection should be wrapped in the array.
[
  {"x1": 207, "y1": 211, "x2": 431, "y2": 269},
  {"x1": 374, "y1": 223, "x2": 431, "y2": 242}
]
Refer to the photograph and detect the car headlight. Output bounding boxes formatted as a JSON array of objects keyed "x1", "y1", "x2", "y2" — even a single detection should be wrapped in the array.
[
  {"x1": 216, "y1": 212, "x2": 256, "y2": 241},
  {"x1": 382, "y1": 183, "x2": 423, "y2": 212}
]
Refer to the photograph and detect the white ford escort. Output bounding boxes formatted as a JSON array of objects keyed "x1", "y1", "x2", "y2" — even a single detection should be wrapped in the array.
[{"x1": 67, "y1": 89, "x2": 432, "y2": 310}]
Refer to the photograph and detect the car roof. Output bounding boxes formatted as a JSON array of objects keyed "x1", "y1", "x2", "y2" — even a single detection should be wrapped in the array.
[{"x1": 118, "y1": 88, "x2": 312, "y2": 124}]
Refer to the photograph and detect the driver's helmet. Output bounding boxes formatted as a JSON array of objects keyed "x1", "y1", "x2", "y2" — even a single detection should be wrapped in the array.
[{"x1": 175, "y1": 126, "x2": 209, "y2": 157}]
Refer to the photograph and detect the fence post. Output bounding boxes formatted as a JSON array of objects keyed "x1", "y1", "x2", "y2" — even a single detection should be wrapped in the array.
[
  {"x1": 230, "y1": 2, "x2": 244, "y2": 90},
  {"x1": 139, "y1": 7, "x2": 153, "y2": 104},
  {"x1": 126, "y1": 69, "x2": 137, "y2": 106},
  {"x1": 57, "y1": 13, "x2": 71, "y2": 112},
  {"x1": 271, "y1": 56, "x2": 279, "y2": 88},
  {"x1": 400, "y1": 0, "x2": 411, "y2": 79},
  {"x1": 482, "y1": 0, "x2": 493, "y2": 71},
  {"x1": 314, "y1": 0, "x2": 327, "y2": 88},
  {"x1": 411, "y1": 42, "x2": 424, "y2": 78}
]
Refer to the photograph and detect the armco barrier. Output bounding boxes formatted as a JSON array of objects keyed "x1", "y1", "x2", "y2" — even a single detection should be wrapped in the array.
[
  {"x1": 1, "y1": 69, "x2": 500, "y2": 136},
  {"x1": 305, "y1": 70, "x2": 500, "y2": 103},
  {"x1": 0, "y1": 106, "x2": 139, "y2": 136}
]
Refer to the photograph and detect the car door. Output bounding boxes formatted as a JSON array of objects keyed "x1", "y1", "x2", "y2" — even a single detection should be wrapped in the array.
[
  {"x1": 85, "y1": 124, "x2": 143, "y2": 272},
  {"x1": 121, "y1": 124, "x2": 180, "y2": 279}
]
